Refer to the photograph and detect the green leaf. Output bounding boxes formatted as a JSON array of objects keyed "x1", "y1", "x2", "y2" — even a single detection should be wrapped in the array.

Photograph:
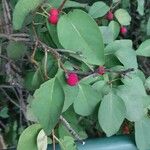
[
  {"x1": 56, "y1": 70, "x2": 79, "y2": 112},
  {"x1": 17, "y1": 124, "x2": 41, "y2": 150},
  {"x1": 31, "y1": 78, "x2": 64, "y2": 134},
  {"x1": 147, "y1": 17, "x2": 150, "y2": 35},
  {"x1": 137, "y1": 0, "x2": 144, "y2": 16},
  {"x1": 108, "y1": 21, "x2": 120, "y2": 40},
  {"x1": 104, "y1": 40, "x2": 133, "y2": 55},
  {"x1": 60, "y1": 136, "x2": 77, "y2": 150},
  {"x1": 88, "y1": 2, "x2": 110, "y2": 18},
  {"x1": 99, "y1": 26, "x2": 114, "y2": 44},
  {"x1": 98, "y1": 91, "x2": 125, "y2": 136},
  {"x1": 57, "y1": 9, "x2": 104, "y2": 65},
  {"x1": 37, "y1": 129, "x2": 47, "y2": 150},
  {"x1": 136, "y1": 39, "x2": 150, "y2": 57},
  {"x1": 48, "y1": 0, "x2": 87, "y2": 9},
  {"x1": 114, "y1": 9, "x2": 131, "y2": 25},
  {"x1": 145, "y1": 76, "x2": 150, "y2": 91},
  {"x1": 135, "y1": 116, "x2": 150, "y2": 150},
  {"x1": 13, "y1": 0, "x2": 44, "y2": 30},
  {"x1": 32, "y1": 68, "x2": 44, "y2": 90},
  {"x1": 92, "y1": 80, "x2": 111, "y2": 96},
  {"x1": 46, "y1": 21, "x2": 62, "y2": 48},
  {"x1": 117, "y1": 77, "x2": 147, "y2": 121},
  {"x1": 0, "y1": 107, "x2": 9, "y2": 118},
  {"x1": 7, "y1": 41, "x2": 27, "y2": 60},
  {"x1": 114, "y1": 48, "x2": 138, "y2": 69},
  {"x1": 73, "y1": 83, "x2": 100, "y2": 116}
]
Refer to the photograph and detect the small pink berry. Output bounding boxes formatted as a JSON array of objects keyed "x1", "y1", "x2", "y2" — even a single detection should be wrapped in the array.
[
  {"x1": 66, "y1": 73, "x2": 79, "y2": 86},
  {"x1": 98, "y1": 66, "x2": 105, "y2": 75},
  {"x1": 48, "y1": 15, "x2": 58, "y2": 25},
  {"x1": 123, "y1": 126, "x2": 130, "y2": 134},
  {"x1": 120, "y1": 26, "x2": 127, "y2": 35},
  {"x1": 49, "y1": 8, "x2": 59, "y2": 16},
  {"x1": 106, "y1": 11, "x2": 114, "y2": 21}
]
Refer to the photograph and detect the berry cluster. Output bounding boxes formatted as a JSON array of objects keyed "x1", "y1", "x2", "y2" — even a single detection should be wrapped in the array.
[
  {"x1": 66, "y1": 66, "x2": 106, "y2": 86},
  {"x1": 48, "y1": 8, "x2": 59, "y2": 25},
  {"x1": 106, "y1": 11, "x2": 127, "y2": 36}
]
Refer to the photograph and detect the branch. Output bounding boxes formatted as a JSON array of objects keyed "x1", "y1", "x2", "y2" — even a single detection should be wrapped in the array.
[
  {"x1": 58, "y1": 0, "x2": 68, "y2": 11},
  {"x1": 60, "y1": 115, "x2": 85, "y2": 145}
]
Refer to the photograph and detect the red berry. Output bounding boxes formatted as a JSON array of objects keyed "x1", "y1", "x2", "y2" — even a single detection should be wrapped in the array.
[
  {"x1": 49, "y1": 8, "x2": 59, "y2": 16},
  {"x1": 120, "y1": 26, "x2": 127, "y2": 35},
  {"x1": 98, "y1": 66, "x2": 105, "y2": 75},
  {"x1": 66, "y1": 72, "x2": 79, "y2": 86},
  {"x1": 48, "y1": 15, "x2": 58, "y2": 25},
  {"x1": 106, "y1": 11, "x2": 114, "y2": 21},
  {"x1": 123, "y1": 126, "x2": 130, "y2": 134}
]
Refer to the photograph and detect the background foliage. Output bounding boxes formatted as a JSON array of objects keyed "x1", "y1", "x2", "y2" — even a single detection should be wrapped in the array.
[{"x1": 0, "y1": 0, "x2": 150, "y2": 150}]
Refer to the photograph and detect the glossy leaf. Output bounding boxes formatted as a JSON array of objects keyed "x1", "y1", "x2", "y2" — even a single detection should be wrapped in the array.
[
  {"x1": 117, "y1": 77, "x2": 147, "y2": 121},
  {"x1": 135, "y1": 116, "x2": 150, "y2": 150},
  {"x1": 98, "y1": 91, "x2": 125, "y2": 136},
  {"x1": 114, "y1": 9, "x2": 131, "y2": 25},
  {"x1": 136, "y1": 39, "x2": 150, "y2": 57},
  {"x1": 137, "y1": 0, "x2": 144, "y2": 16},
  {"x1": 115, "y1": 48, "x2": 138, "y2": 69},
  {"x1": 17, "y1": 124, "x2": 41, "y2": 150},
  {"x1": 13, "y1": 0, "x2": 44, "y2": 30},
  {"x1": 37, "y1": 129, "x2": 47, "y2": 150},
  {"x1": 104, "y1": 40, "x2": 133, "y2": 55},
  {"x1": 56, "y1": 70, "x2": 79, "y2": 112},
  {"x1": 7, "y1": 41, "x2": 27, "y2": 60},
  {"x1": 60, "y1": 136, "x2": 77, "y2": 150},
  {"x1": 99, "y1": 26, "x2": 114, "y2": 44},
  {"x1": 31, "y1": 78, "x2": 64, "y2": 134},
  {"x1": 57, "y1": 9, "x2": 104, "y2": 65},
  {"x1": 145, "y1": 76, "x2": 150, "y2": 90},
  {"x1": 89, "y1": 2, "x2": 110, "y2": 18},
  {"x1": 108, "y1": 21, "x2": 120, "y2": 40},
  {"x1": 147, "y1": 17, "x2": 150, "y2": 35},
  {"x1": 73, "y1": 83, "x2": 100, "y2": 116}
]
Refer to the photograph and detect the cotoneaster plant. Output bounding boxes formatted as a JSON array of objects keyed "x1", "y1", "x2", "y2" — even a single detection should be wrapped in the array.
[{"x1": 2, "y1": 0, "x2": 149, "y2": 150}]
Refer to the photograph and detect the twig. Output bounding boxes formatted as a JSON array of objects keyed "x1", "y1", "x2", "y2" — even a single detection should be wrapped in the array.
[
  {"x1": 44, "y1": 50, "x2": 50, "y2": 80},
  {"x1": 38, "y1": 40, "x2": 67, "y2": 73},
  {"x1": 52, "y1": 130, "x2": 56, "y2": 150},
  {"x1": 58, "y1": 0, "x2": 68, "y2": 11},
  {"x1": 105, "y1": 68, "x2": 135, "y2": 76},
  {"x1": 2, "y1": 0, "x2": 12, "y2": 34},
  {"x1": 0, "y1": 87, "x2": 20, "y2": 109},
  {"x1": 60, "y1": 115, "x2": 85, "y2": 145},
  {"x1": 0, "y1": 33, "x2": 31, "y2": 42}
]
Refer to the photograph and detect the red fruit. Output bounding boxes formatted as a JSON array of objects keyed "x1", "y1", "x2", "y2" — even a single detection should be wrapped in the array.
[
  {"x1": 106, "y1": 11, "x2": 114, "y2": 21},
  {"x1": 49, "y1": 8, "x2": 59, "y2": 16},
  {"x1": 66, "y1": 73, "x2": 79, "y2": 86},
  {"x1": 48, "y1": 15, "x2": 58, "y2": 25},
  {"x1": 98, "y1": 66, "x2": 105, "y2": 75},
  {"x1": 123, "y1": 126, "x2": 130, "y2": 134},
  {"x1": 120, "y1": 26, "x2": 127, "y2": 35}
]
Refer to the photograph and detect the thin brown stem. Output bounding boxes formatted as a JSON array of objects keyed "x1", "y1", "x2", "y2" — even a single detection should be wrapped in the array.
[{"x1": 58, "y1": 0, "x2": 68, "y2": 11}]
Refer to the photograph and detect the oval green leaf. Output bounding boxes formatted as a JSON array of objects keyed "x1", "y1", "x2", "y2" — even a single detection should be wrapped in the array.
[
  {"x1": 73, "y1": 83, "x2": 100, "y2": 116},
  {"x1": 88, "y1": 2, "x2": 110, "y2": 18},
  {"x1": 17, "y1": 124, "x2": 41, "y2": 150},
  {"x1": 114, "y1": 9, "x2": 131, "y2": 25},
  {"x1": 98, "y1": 91, "x2": 125, "y2": 137},
  {"x1": 13, "y1": 0, "x2": 44, "y2": 30},
  {"x1": 135, "y1": 116, "x2": 150, "y2": 150},
  {"x1": 108, "y1": 21, "x2": 120, "y2": 40},
  {"x1": 31, "y1": 78, "x2": 64, "y2": 134},
  {"x1": 57, "y1": 9, "x2": 104, "y2": 65},
  {"x1": 136, "y1": 39, "x2": 150, "y2": 57},
  {"x1": 37, "y1": 129, "x2": 47, "y2": 150}
]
